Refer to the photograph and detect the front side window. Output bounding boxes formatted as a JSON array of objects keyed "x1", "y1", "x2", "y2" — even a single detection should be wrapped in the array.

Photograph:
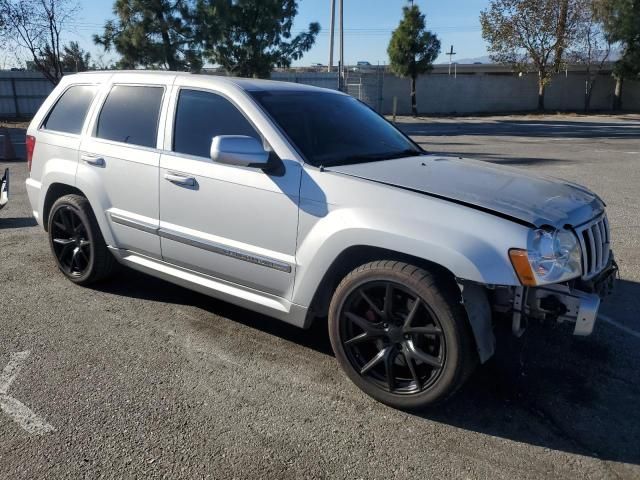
[
  {"x1": 173, "y1": 89, "x2": 260, "y2": 158},
  {"x1": 251, "y1": 91, "x2": 422, "y2": 167},
  {"x1": 43, "y1": 85, "x2": 97, "y2": 134},
  {"x1": 96, "y1": 85, "x2": 164, "y2": 148}
]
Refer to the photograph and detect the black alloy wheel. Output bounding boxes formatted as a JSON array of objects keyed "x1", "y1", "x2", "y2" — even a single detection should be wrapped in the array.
[
  {"x1": 340, "y1": 281, "x2": 445, "y2": 394},
  {"x1": 329, "y1": 261, "x2": 477, "y2": 410},
  {"x1": 47, "y1": 194, "x2": 116, "y2": 285},
  {"x1": 50, "y1": 205, "x2": 92, "y2": 278}
]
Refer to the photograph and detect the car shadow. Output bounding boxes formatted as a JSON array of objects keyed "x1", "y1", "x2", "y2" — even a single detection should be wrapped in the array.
[
  {"x1": 96, "y1": 268, "x2": 333, "y2": 356},
  {"x1": 95, "y1": 269, "x2": 640, "y2": 465},
  {"x1": 0, "y1": 216, "x2": 38, "y2": 229}
]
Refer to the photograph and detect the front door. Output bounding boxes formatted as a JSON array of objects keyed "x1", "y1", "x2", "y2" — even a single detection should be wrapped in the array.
[{"x1": 159, "y1": 86, "x2": 301, "y2": 299}]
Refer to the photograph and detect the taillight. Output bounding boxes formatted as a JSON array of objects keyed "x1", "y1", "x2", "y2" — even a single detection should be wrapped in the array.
[{"x1": 26, "y1": 135, "x2": 36, "y2": 172}]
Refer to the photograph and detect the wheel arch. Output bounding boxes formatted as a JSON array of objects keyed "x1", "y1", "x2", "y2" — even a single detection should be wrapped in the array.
[
  {"x1": 303, "y1": 244, "x2": 496, "y2": 363},
  {"x1": 306, "y1": 245, "x2": 459, "y2": 321},
  {"x1": 42, "y1": 183, "x2": 85, "y2": 231}
]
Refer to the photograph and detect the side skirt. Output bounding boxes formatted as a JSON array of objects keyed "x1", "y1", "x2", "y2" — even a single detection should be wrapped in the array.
[{"x1": 109, "y1": 247, "x2": 310, "y2": 328}]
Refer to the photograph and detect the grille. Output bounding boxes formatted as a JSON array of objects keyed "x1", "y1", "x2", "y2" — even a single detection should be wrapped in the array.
[{"x1": 576, "y1": 215, "x2": 610, "y2": 280}]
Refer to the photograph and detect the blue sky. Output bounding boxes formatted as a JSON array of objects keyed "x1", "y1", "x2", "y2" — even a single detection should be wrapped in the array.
[{"x1": 63, "y1": 0, "x2": 491, "y2": 67}]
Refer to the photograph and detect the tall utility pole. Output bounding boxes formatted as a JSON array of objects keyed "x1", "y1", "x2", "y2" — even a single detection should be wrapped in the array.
[
  {"x1": 328, "y1": 0, "x2": 336, "y2": 72},
  {"x1": 339, "y1": 0, "x2": 344, "y2": 90}
]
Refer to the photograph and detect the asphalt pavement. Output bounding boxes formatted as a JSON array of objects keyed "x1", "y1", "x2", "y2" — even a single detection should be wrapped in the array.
[{"x1": 0, "y1": 114, "x2": 639, "y2": 479}]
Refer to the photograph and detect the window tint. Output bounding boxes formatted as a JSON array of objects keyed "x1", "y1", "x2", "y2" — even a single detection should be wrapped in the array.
[
  {"x1": 96, "y1": 85, "x2": 164, "y2": 148},
  {"x1": 173, "y1": 89, "x2": 260, "y2": 158},
  {"x1": 252, "y1": 91, "x2": 420, "y2": 167},
  {"x1": 43, "y1": 85, "x2": 97, "y2": 134}
]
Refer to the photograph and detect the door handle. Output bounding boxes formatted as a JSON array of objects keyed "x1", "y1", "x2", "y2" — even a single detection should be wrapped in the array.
[
  {"x1": 81, "y1": 155, "x2": 105, "y2": 167},
  {"x1": 164, "y1": 172, "x2": 196, "y2": 187}
]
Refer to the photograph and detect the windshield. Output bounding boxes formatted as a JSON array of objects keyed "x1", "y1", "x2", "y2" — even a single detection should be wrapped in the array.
[{"x1": 251, "y1": 91, "x2": 423, "y2": 167}]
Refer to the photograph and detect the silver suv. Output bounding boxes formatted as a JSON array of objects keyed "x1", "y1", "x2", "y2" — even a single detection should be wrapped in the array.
[{"x1": 26, "y1": 71, "x2": 617, "y2": 409}]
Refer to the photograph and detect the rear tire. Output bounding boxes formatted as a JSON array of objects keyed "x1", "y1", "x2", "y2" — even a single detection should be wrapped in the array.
[
  {"x1": 47, "y1": 194, "x2": 116, "y2": 285},
  {"x1": 328, "y1": 261, "x2": 477, "y2": 410}
]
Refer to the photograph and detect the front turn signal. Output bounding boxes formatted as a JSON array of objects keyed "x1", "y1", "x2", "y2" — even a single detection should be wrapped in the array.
[{"x1": 509, "y1": 249, "x2": 537, "y2": 287}]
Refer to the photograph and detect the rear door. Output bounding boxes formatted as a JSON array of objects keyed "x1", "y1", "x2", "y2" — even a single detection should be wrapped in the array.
[{"x1": 78, "y1": 73, "x2": 173, "y2": 259}]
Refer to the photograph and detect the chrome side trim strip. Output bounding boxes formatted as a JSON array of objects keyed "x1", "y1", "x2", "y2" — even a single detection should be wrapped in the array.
[
  {"x1": 111, "y1": 249, "x2": 308, "y2": 327},
  {"x1": 158, "y1": 229, "x2": 292, "y2": 273},
  {"x1": 109, "y1": 212, "x2": 159, "y2": 235}
]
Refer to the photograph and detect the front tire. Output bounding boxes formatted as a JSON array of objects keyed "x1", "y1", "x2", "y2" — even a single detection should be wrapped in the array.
[
  {"x1": 328, "y1": 261, "x2": 477, "y2": 410},
  {"x1": 47, "y1": 194, "x2": 115, "y2": 285}
]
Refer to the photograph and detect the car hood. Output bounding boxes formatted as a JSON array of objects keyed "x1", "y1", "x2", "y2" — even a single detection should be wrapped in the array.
[{"x1": 326, "y1": 155, "x2": 604, "y2": 228}]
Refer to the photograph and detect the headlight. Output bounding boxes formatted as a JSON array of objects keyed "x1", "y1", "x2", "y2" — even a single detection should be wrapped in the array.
[{"x1": 509, "y1": 228, "x2": 582, "y2": 286}]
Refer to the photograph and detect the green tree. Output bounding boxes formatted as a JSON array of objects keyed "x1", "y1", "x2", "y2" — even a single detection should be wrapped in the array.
[
  {"x1": 94, "y1": 0, "x2": 201, "y2": 71},
  {"x1": 196, "y1": 0, "x2": 320, "y2": 78},
  {"x1": 61, "y1": 41, "x2": 91, "y2": 72},
  {"x1": 480, "y1": 0, "x2": 582, "y2": 110},
  {"x1": 387, "y1": 3, "x2": 441, "y2": 116},
  {"x1": 598, "y1": 0, "x2": 640, "y2": 109}
]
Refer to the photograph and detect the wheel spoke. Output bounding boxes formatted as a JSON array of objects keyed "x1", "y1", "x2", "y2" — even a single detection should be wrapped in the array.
[
  {"x1": 59, "y1": 243, "x2": 74, "y2": 261},
  {"x1": 77, "y1": 248, "x2": 90, "y2": 265},
  {"x1": 404, "y1": 351, "x2": 422, "y2": 391},
  {"x1": 359, "y1": 290, "x2": 383, "y2": 317},
  {"x1": 383, "y1": 284, "x2": 394, "y2": 317},
  {"x1": 53, "y1": 220, "x2": 66, "y2": 232},
  {"x1": 345, "y1": 312, "x2": 382, "y2": 335},
  {"x1": 344, "y1": 332, "x2": 371, "y2": 346},
  {"x1": 360, "y1": 347, "x2": 387, "y2": 375},
  {"x1": 406, "y1": 343, "x2": 443, "y2": 368},
  {"x1": 60, "y1": 209, "x2": 73, "y2": 233},
  {"x1": 70, "y1": 248, "x2": 80, "y2": 271},
  {"x1": 403, "y1": 298, "x2": 422, "y2": 328},
  {"x1": 405, "y1": 325, "x2": 443, "y2": 336},
  {"x1": 384, "y1": 347, "x2": 397, "y2": 391},
  {"x1": 79, "y1": 240, "x2": 91, "y2": 248},
  {"x1": 53, "y1": 238, "x2": 74, "y2": 245}
]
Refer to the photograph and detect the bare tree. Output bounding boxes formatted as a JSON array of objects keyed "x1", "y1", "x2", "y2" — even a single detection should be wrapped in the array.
[
  {"x1": 480, "y1": 0, "x2": 582, "y2": 110},
  {"x1": 568, "y1": 0, "x2": 612, "y2": 111},
  {"x1": 0, "y1": 0, "x2": 79, "y2": 84}
]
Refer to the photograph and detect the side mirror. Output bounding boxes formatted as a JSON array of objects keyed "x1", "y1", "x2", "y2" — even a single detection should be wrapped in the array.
[
  {"x1": 0, "y1": 168, "x2": 8, "y2": 210},
  {"x1": 210, "y1": 135, "x2": 270, "y2": 168}
]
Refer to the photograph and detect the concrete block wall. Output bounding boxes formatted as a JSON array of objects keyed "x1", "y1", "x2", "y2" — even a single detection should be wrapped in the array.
[
  {"x1": 0, "y1": 69, "x2": 637, "y2": 119},
  {"x1": 381, "y1": 72, "x2": 640, "y2": 115}
]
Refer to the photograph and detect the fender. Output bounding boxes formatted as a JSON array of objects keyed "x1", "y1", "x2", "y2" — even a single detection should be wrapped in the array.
[{"x1": 291, "y1": 168, "x2": 530, "y2": 308}]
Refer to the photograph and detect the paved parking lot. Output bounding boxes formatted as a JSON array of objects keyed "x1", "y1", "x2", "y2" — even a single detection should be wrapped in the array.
[{"x1": 1, "y1": 114, "x2": 639, "y2": 479}]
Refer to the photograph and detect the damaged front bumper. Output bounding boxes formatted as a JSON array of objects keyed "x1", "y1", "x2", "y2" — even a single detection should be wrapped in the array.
[{"x1": 510, "y1": 261, "x2": 618, "y2": 337}]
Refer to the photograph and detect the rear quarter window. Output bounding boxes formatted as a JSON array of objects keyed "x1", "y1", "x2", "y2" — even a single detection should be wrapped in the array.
[
  {"x1": 95, "y1": 85, "x2": 164, "y2": 148},
  {"x1": 42, "y1": 85, "x2": 97, "y2": 134}
]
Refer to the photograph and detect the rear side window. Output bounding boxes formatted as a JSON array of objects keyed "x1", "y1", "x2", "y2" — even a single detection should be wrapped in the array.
[
  {"x1": 42, "y1": 85, "x2": 97, "y2": 134},
  {"x1": 173, "y1": 89, "x2": 260, "y2": 158},
  {"x1": 96, "y1": 85, "x2": 164, "y2": 148}
]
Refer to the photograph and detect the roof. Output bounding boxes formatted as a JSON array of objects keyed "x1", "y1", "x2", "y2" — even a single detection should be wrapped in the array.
[{"x1": 69, "y1": 70, "x2": 338, "y2": 94}]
